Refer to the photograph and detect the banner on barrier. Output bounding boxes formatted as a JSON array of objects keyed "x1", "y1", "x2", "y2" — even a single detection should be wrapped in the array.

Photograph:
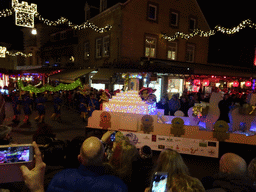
[{"x1": 121, "y1": 132, "x2": 219, "y2": 158}]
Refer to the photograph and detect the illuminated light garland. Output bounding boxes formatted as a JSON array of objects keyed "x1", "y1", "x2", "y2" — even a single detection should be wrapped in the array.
[
  {"x1": 162, "y1": 19, "x2": 256, "y2": 41},
  {"x1": 12, "y1": 0, "x2": 37, "y2": 28},
  {"x1": 0, "y1": 46, "x2": 32, "y2": 58},
  {"x1": 34, "y1": 13, "x2": 112, "y2": 33},
  {"x1": 17, "y1": 79, "x2": 82, "y2": 93},
  {"x1": 0, "y1": 9, "x2": 13, "y2": 18}
]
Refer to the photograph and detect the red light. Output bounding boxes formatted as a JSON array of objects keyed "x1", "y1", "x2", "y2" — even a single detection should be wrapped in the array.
[
  {"x1": 224, "y1": 76, "x2": 226, "y2": 78},
  {"x1": 202, "y1": 79, "x2": 209, "y2": 86},
  {"x1": 245, "y1": 81, "x2": 252, "y2": 87},
  {"x1": 194, "y1": 79, "x2": 200, "y2": 86},
  {"x1": 233, "y1": 81, "x2": 239, "y2": 87},
  {"x1": 211, "y1": 75, "x2": 214, "y2": 78}
]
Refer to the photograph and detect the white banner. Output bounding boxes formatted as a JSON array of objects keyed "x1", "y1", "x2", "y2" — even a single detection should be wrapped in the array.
[{"x1": 121, "y1": 132, "x2": 219, "y2": 158}]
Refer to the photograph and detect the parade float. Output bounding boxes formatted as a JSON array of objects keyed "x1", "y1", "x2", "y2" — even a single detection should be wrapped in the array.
[{"x1": 87, "y1": 86, "x2": 256, "y2": 158}]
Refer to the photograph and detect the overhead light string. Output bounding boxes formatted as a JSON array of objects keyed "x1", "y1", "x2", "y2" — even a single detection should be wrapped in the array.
[{"x1": 162, "y1": 19, "x2": 256, "y2": 41}]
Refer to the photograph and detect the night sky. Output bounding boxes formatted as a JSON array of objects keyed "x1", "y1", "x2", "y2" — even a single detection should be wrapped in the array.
[{"x1": 0, "y1": 0, "x2": 255, "y2": 66}]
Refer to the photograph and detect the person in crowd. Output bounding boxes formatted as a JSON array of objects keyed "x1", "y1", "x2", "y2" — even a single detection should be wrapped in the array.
[
  {"x1": 107, "y1": 139, "x2": 146, "y2": 192},
  {"x1": 188, "y1": 94, "x2": 196, "y2": 109},
  {"x1": 22, "y1": 92, "x2": 33, "y2": 124},
  {"x1": 32, "y1": 123, "x2": 56, "y2": 144},
  {"x1": 51, "y1": 93, "x2": 62, "y2": 122},
  {"x1": 138, "y1": 145, "x2": 154, "y2": 191},
  {"x1": 87, "y1": 93, "x2": 99, "y2": 117},
  {"x1": 239, "y1": 93, "x2": 248, "y2": 107},
  {"x1": 168, "y1": 94, "x2": 180, "y2": 116},
  {"x1": 0, "y1": 125, "x2": 12, "y2": 145},
  {"x1": 156, "y1": 96, "x2": 169, "y2": 115},
  {"x1": 99, "y1": 90, "x2": 110, "y2": 110},
  {"x1": 64, "y1": 136, "x2": 86, "y2": 169},
  {"x1": 167, "y1": 173, "x2": 205, "y2": 192},
  {"x1": 11, "y1": 91, "x2": 21, "y2": 123},
  {"x1": 179, "y1": 96, "x2": 190, "y2": 117},
  {"x1": 35, "y1": 93, "x2": 47, "y2": 124},
  {"x1": 217, "y1": 93, "x2": 232, "y2": 123},
  {"x1": 149, "y1": 148, "x2": 190, "y2": 189},
  {"x1": 201, "y1": 152, "x2": 255, "y2": 191},
  {"x1": 46, "y1": 136, "x2": 128, "y2": 192},
  {"x1": 248, "y1": 157, "x2": 256, "y2": 186}
]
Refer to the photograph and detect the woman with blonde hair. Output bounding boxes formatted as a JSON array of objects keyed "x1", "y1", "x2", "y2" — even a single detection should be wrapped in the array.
[{"x1": 149, "y1": 149, "x2": 190, "y2": 190}]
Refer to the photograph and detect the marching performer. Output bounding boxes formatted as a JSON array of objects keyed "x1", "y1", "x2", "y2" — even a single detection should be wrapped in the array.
[
  {"x1": 35, "y1": 93, "x2": 46, "y2": 123},
  {"x1": 22, "y1": 92, "x2": 32, "y2": 124},
  {"x1": 99, "y1": 89, "x2": 111, "y2": 110},
  {"x1": 51, "y1": 93, "x2": 62, "y2": 122}
]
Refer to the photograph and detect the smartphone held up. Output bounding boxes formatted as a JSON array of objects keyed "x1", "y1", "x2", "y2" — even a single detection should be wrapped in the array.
[{"x1": 151, "y1": 172, "x2": 168, "y2": 192}]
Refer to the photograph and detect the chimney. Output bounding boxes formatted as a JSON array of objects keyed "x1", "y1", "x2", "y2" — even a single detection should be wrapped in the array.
[
  {"x1": 84, "y1": 2, "x2": 90, "y2": 20},
  {"x1": 100, "y1": 0, "x2": 107, "y2": 12}
]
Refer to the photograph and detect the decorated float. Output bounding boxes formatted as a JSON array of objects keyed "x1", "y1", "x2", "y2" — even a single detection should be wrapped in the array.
[{"x1": 88, "y1": 85, "x2": 256, "y2": 158}]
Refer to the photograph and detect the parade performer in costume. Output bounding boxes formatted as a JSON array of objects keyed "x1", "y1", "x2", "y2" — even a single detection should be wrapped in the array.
[
  {"x1": 35, "y1": 93, "x2": 47, "y2": 123},
  {"x1": 99, "y1": 89, "x2": 111, "y2": 110},
  {"x1": 139, "y1": 87, "x2": 156, "y2": 102},
  {"x1": 51, "y1": 93, "x2": 62, "y2": 122},
  {"x1": 87, "y1": 93, "x2": 99, "y2": 117},
  {"x1": 22, "y1": 92, "x2": 32, "y2": 124},
  {"x1": 79, "y1": 94, "x2": 89, "y2": 122},
  {"x1": 12, "y1": 92, "x2": 21, "y2": 123}
]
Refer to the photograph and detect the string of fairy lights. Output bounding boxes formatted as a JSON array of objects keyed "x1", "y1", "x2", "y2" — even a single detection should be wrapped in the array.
[
  {"x1": 162, "y1": 19, "x2": 256, "y2": 41},
  {"x1": 0, "y1": 0, "x2": 256, "y2": 57}
]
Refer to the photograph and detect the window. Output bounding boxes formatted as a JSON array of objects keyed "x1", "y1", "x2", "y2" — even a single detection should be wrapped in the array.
[
  {"x1": 186, "y1": 44, "x2": 195, "y2": 62},
  {"x1": 167, "y1": 42, "x2": 177, "y2": 60},
  {"x1": 96, "y1": 38, "x2": 102, "y2": 59},
  {"x1": 147, "y1": 2, "x2": 158, "y2": 22},
  {"x1": 103, "y1": 36, "x2": 110, "y2": 57},
  {"x1": 145, "y1": 37, "x2": 157, "y2": 58},
  {"x1": 84, "y1": 42, "x2": 90, "y2": 60},
  {"x1": 170, "y1": 11, "x2": 179, "y2": 27},
  {"x1": 189, "y1": 18, "x2": 196, "y2": 31}
]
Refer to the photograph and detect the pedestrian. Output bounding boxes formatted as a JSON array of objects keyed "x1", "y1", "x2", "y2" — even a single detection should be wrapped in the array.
[
  {"x1": 23, "y1": 92, "x2": 32, "y2": 124},
  {"x1": 168, "y1": 94, "x2": 180, "y2": 116}
]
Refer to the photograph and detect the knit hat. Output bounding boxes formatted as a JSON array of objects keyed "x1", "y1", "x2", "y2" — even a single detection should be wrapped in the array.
[
  {"x1": 139, "y1": 145, "x2": 152, "y2": 159},
  {"x1": 0, "y1": 125, "x2": 12, "y2": 140}
]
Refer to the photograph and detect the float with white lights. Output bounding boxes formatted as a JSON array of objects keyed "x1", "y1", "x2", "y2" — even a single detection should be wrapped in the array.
[{"x1": 88, "y1": 90, "x2": 256, "y2": 157}]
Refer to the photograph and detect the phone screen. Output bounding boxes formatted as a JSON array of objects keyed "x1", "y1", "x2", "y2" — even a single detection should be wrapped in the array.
[
  {"x1": 110, "y1": 131, "x2": 117, "y2": 142},
  {"x1": 151, "y1": 172, "x2": 168, "y2": 192},
  {"x1": 0, "y1": 145, "x2": 33, "y2": 165}
]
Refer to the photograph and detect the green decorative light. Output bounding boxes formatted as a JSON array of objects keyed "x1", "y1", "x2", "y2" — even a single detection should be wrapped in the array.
[{"x1": 18, "y1": 79, "x2": 82, "y2": 93}]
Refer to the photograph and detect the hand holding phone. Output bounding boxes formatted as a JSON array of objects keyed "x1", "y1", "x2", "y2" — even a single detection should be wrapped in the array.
[
  {"x1": 110, "y1": 131, "x2": 117, "y2": 142},
  {"x1": 151, "y1": 172, "x2": 168, "y2": 192}
]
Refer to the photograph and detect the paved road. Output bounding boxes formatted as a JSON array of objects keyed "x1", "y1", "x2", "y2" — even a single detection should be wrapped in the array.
[
  {"x1": 1, "y1": 100, "x2": 220, "y2": 180},
  {"x1": 2, "y1": 101, "x2": 87, "y2": 144}
]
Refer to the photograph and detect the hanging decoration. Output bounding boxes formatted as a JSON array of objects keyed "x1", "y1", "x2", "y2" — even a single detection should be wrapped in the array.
[
  {"x1": 162, "y1": 19, "x2": 256, "y2": 41},
  {"x1": 0, "y1": 8, "x2": 13, "y2": 18},
  {"x1": 0, "y1": 46, "x2": 32, "y2": 58},
  {"x1": 12, "y1": 0, "x2": 37, "y2": 28},
  {"x1": 17, "y1": 79, "x2": 82, "y2": 93}
]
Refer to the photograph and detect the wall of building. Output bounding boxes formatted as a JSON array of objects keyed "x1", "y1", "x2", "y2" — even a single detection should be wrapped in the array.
[
  {"x1": 121, "y1": 0, "x2": 210, "y2": 64},
  {"x1": 76, "y1": 5, "x2": 123, "y2": 69}
]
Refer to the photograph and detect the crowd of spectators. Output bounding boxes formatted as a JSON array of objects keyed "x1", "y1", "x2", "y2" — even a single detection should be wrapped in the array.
[{"x1": 1, "y1": 125, "x2": 256, "y2": 192}]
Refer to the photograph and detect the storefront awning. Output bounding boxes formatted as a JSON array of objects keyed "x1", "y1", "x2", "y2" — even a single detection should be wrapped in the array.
[
  {"x1": 91, "y1": 68, "x2": 116, "y2": 83},
  {"x1": 50, "y1": 68, "x2": 93, "y2": 83}
]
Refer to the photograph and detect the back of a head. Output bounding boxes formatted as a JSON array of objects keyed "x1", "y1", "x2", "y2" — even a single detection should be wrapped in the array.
[
  {"x1": 155, "y1": 149, "x2": 189, "y2": 176},
  {"x1": 80, "y1": 136, "x2": 104, "y2": 166},
  {"x1": 219, "y1": 153, "x2": 247, "y2": 175},
  {"x1": 168, "y1": 174, "x2": 205, "y2": 192},
  {"x1": 248, "y1": 157, "x2": 256, "y2": 181}
]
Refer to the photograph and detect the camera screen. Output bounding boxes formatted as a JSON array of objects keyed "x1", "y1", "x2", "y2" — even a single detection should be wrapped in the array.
[
  {"x1": 0, "y1": 146, "x2": 32, "y2": 164},
  {"x1": 152, "y1": 173, "x2": 168, "y2": 192}
]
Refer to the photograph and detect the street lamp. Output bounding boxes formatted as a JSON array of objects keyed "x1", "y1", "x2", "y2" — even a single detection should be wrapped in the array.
[{"x1": 31, "y1": 28, "x2": 37, "y2": 35}]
